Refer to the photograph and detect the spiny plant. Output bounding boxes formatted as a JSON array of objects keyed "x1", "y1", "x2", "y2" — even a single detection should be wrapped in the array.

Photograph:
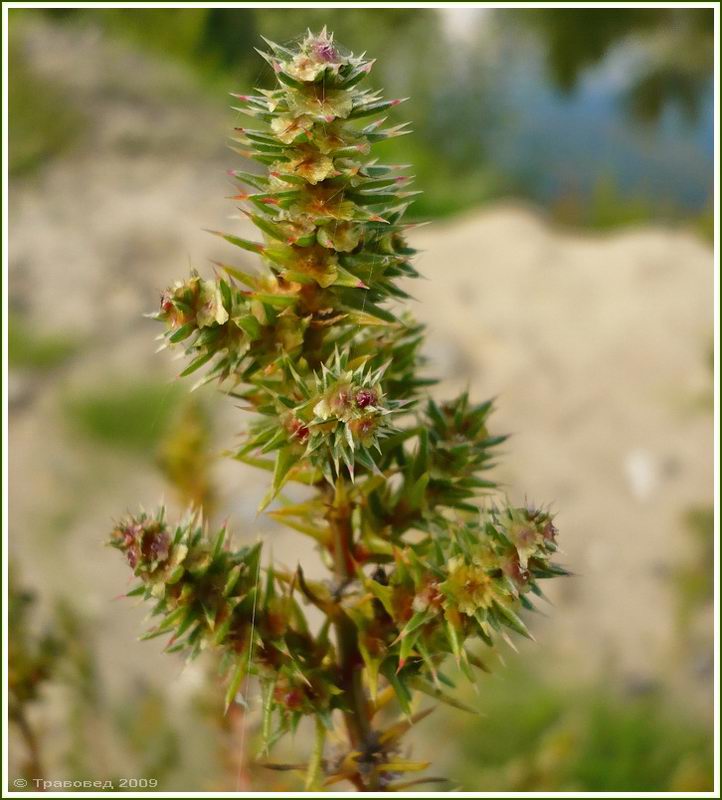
[{"x1": 109, "y1": 29, "x2": 566, "y2": 791}]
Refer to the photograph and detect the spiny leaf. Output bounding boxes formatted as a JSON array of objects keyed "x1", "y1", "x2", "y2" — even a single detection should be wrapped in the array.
[
  {"x1": 258, "y1": 447, "x2": 298, "y2": 511},
  {"x1": 304, "y1": 716, "x2": 326, "y2": 791},
  {"x1": 408, "y1": 678, "x2": 479, "y2": 714},
  {"x1": 207, "y1": 229, "x2": 265, "y2": 254},
  {"x1": 224, "y1": 656, "x2": 248, "y2": 713},
  {"x1": 493, "y1": 600, "x2": 535, "y2": 640}
]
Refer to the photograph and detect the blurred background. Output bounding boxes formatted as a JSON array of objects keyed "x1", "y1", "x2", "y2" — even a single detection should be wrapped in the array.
[{"x1": 7, "y1": 6, "x2": 715, "y2": 793}]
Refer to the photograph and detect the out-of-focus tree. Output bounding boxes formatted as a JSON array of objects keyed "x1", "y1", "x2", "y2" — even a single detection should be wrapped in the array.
[
  {"x1": 40, "y1": 8, "x2": 503, "y2": 218},
  {"x1": 516, "y1": 8, "x2": 713, "y2": 122}
]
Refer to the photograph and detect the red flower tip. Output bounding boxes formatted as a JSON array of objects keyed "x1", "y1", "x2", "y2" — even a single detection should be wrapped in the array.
[{"x1": 355, "y1": 389, "x2": 377, "y2": 408}]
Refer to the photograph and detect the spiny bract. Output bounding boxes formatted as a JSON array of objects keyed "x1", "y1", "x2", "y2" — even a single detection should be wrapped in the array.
[{"x1": 110, "y1": 28, "x2": 566, "y2": 792}]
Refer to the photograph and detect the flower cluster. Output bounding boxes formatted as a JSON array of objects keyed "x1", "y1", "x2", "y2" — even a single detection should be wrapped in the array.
[
  {"x1": 110, "y1": 511, "x2": 260, "y2": 658},
  {"x1": 353, "y1": 507, "x2": 561, "y2": 698},
  {"x1": 110, "y1": 510, "x2": 346, "y2": 731},
  {"x1": 238, "y1": 350, "x2": 403, "y2": 502}
]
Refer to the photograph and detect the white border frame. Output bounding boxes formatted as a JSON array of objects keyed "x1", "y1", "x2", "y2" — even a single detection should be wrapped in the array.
[{"x1": 2, "y1": 2, "x2": 719, "y2": 797}]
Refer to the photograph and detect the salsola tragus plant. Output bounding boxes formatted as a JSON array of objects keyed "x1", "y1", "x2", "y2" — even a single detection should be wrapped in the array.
[{"x1": 109, "y1": 29, "x2": 566, "y2": 791}]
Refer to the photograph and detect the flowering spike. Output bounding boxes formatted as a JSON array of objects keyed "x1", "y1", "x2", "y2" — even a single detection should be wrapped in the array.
[{"x1": 108, "y1": 30, "x2": 563, "y2": 791}]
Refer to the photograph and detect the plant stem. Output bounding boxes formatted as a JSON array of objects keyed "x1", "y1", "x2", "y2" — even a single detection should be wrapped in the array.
[
  {"x1": 327, "y1": 484, "x2": 380, "y2": 791},
  {"x1": 12, "y1": 705, "x2": 44, "y2": 783}
]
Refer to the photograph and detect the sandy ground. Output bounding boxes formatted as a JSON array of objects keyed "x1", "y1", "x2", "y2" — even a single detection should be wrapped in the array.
[{"x1": 8, "y1": 17, "x2": 715, "y2": 778}]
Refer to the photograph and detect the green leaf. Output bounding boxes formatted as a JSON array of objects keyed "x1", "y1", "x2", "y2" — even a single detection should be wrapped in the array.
[
  {"x1": 224, "y1": 656, "x2": 248, "y2": 713},
  {"x1": 235, "y1": 314, "x2": 262, "y2": 339},
  {"x1": 260, "y1": 678, "x2": 276, "y2": 754},
  {"x1": 399, "y1": 630, "x2": 420, "y2": 664},
  {"x1": 215, "y1": 262, "x2": 260, "y2": 288},
  {"x1": 356, "y1": 635, "x2": 382, "y2": 701},
  {"x1": 380, "y1": 660, "x2": 412, "y2": 716},
  {"x1": 250, "y1": 213, "x2": 289, "y2": 242},
  {"x1": 492, "y1": 600, "x2": 534, "y2": 640},
  {"x1": 223, "y1": 563, "x2": 244, "y2": 597},
  {"x1": 267, "y1": 512, "x2": 330, "y2": 545},
  {"x1": 364, "y1": 577, "x2": 394, "y2": 616},
  {"x1": 258, "y1": 447, "x2": 297, "y2": 512},
  {"x1": 408, "y1": 678, "x2": 478, "y2": 714},
  {"x1": 444, "y1": 618, "x2": 462, "y2": 661},
  {"x1": 407, "y1": 472, "x2": 429, "y2": 510},
  {"x1": 211, "y1": 526, "x2": 227, "y2": 559},
  {"x1": 349, "y1": 97, "x2": 408, "y2": 119},
  {"x1": 168, "y1": 323, "x2": 195, "y2": 344},
  {"x1": 207, "y1": 230, "x2": 265, "y2": 254},
  {"x1": 179, "y1": 351, "x2": 214, "y2": 377},
  {"x1": 304, "y1": 716, "x2": 326, "y2": 791},
  {"x1": 398, "y1": 609, "x2": 433, "y2": 640}
]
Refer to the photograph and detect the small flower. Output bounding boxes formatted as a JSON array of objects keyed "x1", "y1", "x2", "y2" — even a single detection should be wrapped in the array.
[
  {"x1": 503, "y1": 508, "x2": 556, "y2": 568},
  {"x1": 317, "y1": 221, "x2": 362, "y2": 252},
  {"x1": 349, "y1": 414, "x2": 379, "y2": 446},
  {"x1": 412, "y1": 578, "x2": 443, "y2": 613},
  {"x1": 141, "y1": 525, "x2": 171, "y2": 564},
  {"x1": 313, "y1": 381, "x2": 353, "y2": 421},
  {"x1": 355, "y1": 388, "x2": 377, "y2": 409},
  {"x1": 270, "y1": 114, "x2": 314, "y2": 144},
  {"x1": 287, "y1": 416, "x2": 310, "y2": 443},
  {"x1": 313, "y1": 37, "x2": 338, "y2": 63},
  {"x1": 196, "y1": 280, "x2": 229, "y2": 328},
  {"x1": 110, "y1": 516, "x2": 171, "y2": 574},
  {"x1": 501, "y1": 553, "x2": 530, "y2": 592},
  {"x1": 285, "y1": 151, "x2": 335, "y2": 185},
  {"x1": 292, "y1": 246, "x2": 339, "y2": 288},
  {"x1": 442, "y1": 556, "x2": 494, "y2": 616}
]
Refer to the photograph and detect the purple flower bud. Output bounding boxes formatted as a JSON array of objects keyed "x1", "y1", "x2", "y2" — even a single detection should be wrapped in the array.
[
  {"x1": 314, "y1": 40, "x2": 338, "y2": 62},
  {"x1": 355, "y1": 389, "x2": 377, "y2": 409}
]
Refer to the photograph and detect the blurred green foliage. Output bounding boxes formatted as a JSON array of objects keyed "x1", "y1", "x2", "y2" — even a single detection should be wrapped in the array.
[
  {"x1": 40, "y1": 7, "x2": 504, "y2": 220},
  {"x1": 676, "y1": 506, "x2": 714, "y2": 627},
  {"x1": 517, "y1": 8, "x2": 714, "y2": 122},
  {"x1": 64, "y1": 380, "x2": 182, "y2": 454},
  {"x1": 114, "y1": 686, "x2": 181, "y2": 785},
  {"x1": 8, "y1": 30, "x2": 83, "y2": 176},
  {"x1": 451, "y1": 669, "x2": 713, "y2": 791},
  {"x1": 9, "y1": 315, "x2": 81, "y2": 370},
  {"x1": 694, "y1": 207, "x2": 715, "y2": 245},
  {"x1": 157, "y1": 397, "x2": 216, "y2": 513},
  {"x1": 11, "y1": 8, "x2": 713, "y2": 229},
  {"x1": 550, "y1": 177, "x2": 674, "y2": 232}
]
